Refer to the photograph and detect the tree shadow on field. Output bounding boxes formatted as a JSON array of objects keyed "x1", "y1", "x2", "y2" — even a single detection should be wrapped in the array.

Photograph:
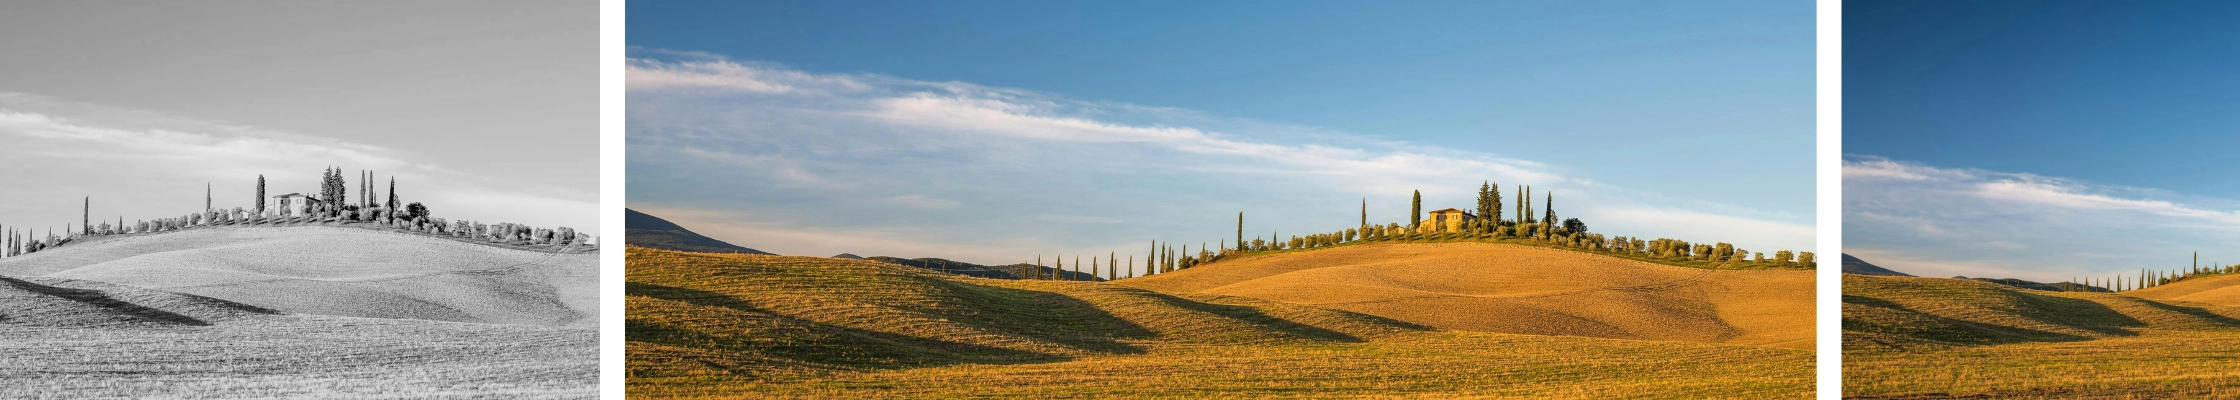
[
  {"x1": 0, "y1": 277, "x2": 230, "y2": 326},
  {"x1": 626, "y1": 282, "x2": 1067, "y2": 373},
  {"x1": 1843, "y1": 294, "x2": 2097, "y2": 348},
  {"x1": 2002, "y1": 291, "x2": 2145, "y2": 337},
  {"x1": 938, "y1": 282, "x2": 1157, "y2": 354}
]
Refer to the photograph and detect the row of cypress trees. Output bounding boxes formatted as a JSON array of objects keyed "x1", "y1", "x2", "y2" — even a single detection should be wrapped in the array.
[
  {"x1": 2065, "y1": 251, "x2": 2239, "y2": 293},
  {"x1": 1009, "y1": 181, "x2": 1817, "y2": 282},
  {"x1": 3, "y1": 167, "x2": 591, "y2": 257}
]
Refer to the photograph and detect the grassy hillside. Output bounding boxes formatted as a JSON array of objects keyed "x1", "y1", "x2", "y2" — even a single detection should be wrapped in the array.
[
  {"x1": 0, "y1": 226, "x2": 598, "y2": 327},
  {"x1": 1122, "y1": 242, "x2": 1813, "y2": 349},
  {"x1": 2129, "y1": 273, "x2": 2240, "y2": 306},
  {"x1": 625, "y1": 247, "x2": 1812, "y2": 398},
  {"x1": 1844, "y1": 274, "x2": 2240, "y2": 398}
]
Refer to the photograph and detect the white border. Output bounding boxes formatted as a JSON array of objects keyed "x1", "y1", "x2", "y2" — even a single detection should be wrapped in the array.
[
  {"x1": 599, "y1": 0, "x2": 625, "y2": 398},
  {"x1": 1815, "y1": 0, "x2": 1842, "y2": 398}
]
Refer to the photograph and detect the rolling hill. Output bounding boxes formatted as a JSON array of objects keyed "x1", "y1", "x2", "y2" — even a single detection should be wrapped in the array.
[
  {"x1": 1120, "y1": 242, "x2": 1814, "y2": 349},
  {"x1": 0, "y1": 226, "x2": 598, "y2": 326},
  {"x1": 1844, "y1": 274, "x2": 2240, "y2": 398},
  {"x1": 2127, "y1": 273, "x2": 2240, "y2": 306},
  {"x1": 625, "y1": 208, "x2": 770, "y2": 255},
  {"x1": 0, "y1": 227, "x2": 599, "y2": 398},
  {"x1": 625, "y1": 246, "x2": 1813, "y2": 398},
  {"x1": 1841, "y1": 253, "x2": 1910, "y2": 276}
]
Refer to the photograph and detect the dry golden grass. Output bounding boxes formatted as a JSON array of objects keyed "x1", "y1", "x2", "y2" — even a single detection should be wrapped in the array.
[
  {"x1": 626, "y1": 247, "x2": 1813, "y2": 398},
  {"x1": 1121, "y1": 242, "x2": 1814, "y2": 349},
  {"x1": 2129, "y1": 273, "x2": 2240, "y2": 306},
  {"x1": 1845, "y1": 274, "x2": 2240, "y2": 398}
]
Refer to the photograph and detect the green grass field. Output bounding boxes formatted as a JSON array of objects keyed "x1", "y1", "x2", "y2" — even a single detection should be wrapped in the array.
[
  {"x1": 627, "y1": 247, "x2": 1812, "y2": 398},
  {"x1": 1844, "y1": 274, "x2": 2240, "y2": 398}
]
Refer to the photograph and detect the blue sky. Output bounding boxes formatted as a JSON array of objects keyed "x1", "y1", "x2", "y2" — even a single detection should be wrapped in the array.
[
  {"x1": 628, "y1": 0, "x2": 1814, "y2": 269},
  {"x1": 1845, "y1": 0, "x2": 2240, "y2": 282}
]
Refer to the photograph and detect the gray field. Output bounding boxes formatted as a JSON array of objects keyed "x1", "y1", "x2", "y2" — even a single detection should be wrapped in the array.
[{"x1": 0, "y1": 226, "x2": 597, "y2": 398}]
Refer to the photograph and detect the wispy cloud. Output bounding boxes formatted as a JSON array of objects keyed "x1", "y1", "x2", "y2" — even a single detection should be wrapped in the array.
[
  {"x1": 625, "y1": 54, "x2": 1813, "y2": 265},
  {"x1": 1843, "y1": 155, "x2": 2240, "y2": 282},
  {"x1": 0, "y1": 94, "x2": 597, "y2": 233}
]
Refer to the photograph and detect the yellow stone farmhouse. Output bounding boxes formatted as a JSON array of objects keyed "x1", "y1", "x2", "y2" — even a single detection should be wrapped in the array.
[{"x1": 1419, "y1": 208, "x2": 1476, "y2": 233}]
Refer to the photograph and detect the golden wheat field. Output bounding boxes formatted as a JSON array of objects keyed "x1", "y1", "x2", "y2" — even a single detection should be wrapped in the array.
[
  {"x1": 626, "y1": 245, "x2": 1814, "y2": 399},
  {"x1": 1845, "y1": 274, "x2": 2240, "y2": 399},
  {"x1": 1123, "y1": 242, "x2": 1815, "y2": 349}
]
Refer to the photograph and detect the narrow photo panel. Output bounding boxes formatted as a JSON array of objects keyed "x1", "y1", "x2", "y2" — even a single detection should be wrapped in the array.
[
  {"x1": 622, "y1": 1, "x2": 1818, "y2": 398},
  {"x1": 0, "y1": 2, "x2": 600, "y2": 398},
  {"x1": 1844, "y1": 1, "x2": 2240, "y2": 397}
]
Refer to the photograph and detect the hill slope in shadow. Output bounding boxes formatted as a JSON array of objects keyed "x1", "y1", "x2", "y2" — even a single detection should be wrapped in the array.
[
  {"x1": 625, "y1": 208, "x2": 770, "y2": 255},
  {"x1": 1841, "y1": 253, "x2": 1911, "y2": 276}
]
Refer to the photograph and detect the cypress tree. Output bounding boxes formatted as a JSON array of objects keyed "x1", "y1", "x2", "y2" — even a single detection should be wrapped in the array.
[
  {"x1": 1360, "y1": 198, "x2": 1367, "y2": 236},
  {"x1": 1475, "y1": 182, "x2": 1491, "y2": 227},
  {"x1": 1488, "y1": 182, "x2": 1503, "y2": 233},
  {"x1": 387, "y1": 177, "x2": 399, "y2": 219},
  {"x1": 1522, "y1": 186, "x2": 1531, "y2": 224},
  {"x1": 82, "y1": 197, "x2": 90, "y2": 235},
  {"x1": 1543, "y1": 191, "x2": 1556, "y2": 232},
  {"x1": 1409, "y1": 190, "x2": 1422, "y2": 230},
  {"x1": 1147, "y1": 242, "x2": 1156, "y2": 276},
  {"x1": 1514, "y1": 185, "x2": 1524, "y2": 226},
  {"x1": 255, "y1": 175, "x2": 266, "y2": 214},
  {"x1": 1237, "y1": 212, "x2": 1245, "y2": 252},
  {"x1": 1055, "y1": 256, "x2": 1063, "y2": 281},
  {"x1": 1127, "y1": 255, "x2": 1134, "y2": 278}
]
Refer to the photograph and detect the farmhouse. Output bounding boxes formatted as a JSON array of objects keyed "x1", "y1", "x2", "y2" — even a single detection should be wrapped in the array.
[
  {"x1": 1420, "y1": 208, "x2": 1475, "y2": 232},
  {"x1": 272, "y1": 193, "x2": 314, "y2": 216}
]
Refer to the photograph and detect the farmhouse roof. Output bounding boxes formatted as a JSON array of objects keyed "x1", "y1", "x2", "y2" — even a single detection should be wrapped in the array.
[{"x1": 1427, "y1": 208, "x2": 1471, "y2": 214}]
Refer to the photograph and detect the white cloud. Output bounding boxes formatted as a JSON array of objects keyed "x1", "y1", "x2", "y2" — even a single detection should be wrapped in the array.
[{"x1": 1843, "y1": 156, "x2": 2240, "y2": 282}]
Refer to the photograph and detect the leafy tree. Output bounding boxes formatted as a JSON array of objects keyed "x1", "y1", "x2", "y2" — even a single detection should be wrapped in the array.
[
  {"x1": 1562, "y1": 218, "x2": 1587, "y2": 235},
  {"x1": 405, "y1": 202, "x2": 430, "y2": 221}
]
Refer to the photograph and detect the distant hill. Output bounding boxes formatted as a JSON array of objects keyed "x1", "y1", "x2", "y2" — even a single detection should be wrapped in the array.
[
  {"x1": 1841, "y1": 254, "x2": 1911, "y2": 276},
  {"x1": 1118, "y1": 242, "x2": 1814, "y2": 349},
  {"x1": 858, "y1": 256, "x2": 1103, "y2": 281},
  {"x1": 624, "y1": 208, "x2": 770, "y2": 255}
]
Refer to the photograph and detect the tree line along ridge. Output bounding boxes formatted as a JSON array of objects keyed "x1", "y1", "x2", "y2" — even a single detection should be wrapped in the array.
[
  {"x1": 1, "y1": 167, "x2": 592, "y2": 258},
  {"x1": 993, "y1": 180, "x2": 1815, "y2": 282}
]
